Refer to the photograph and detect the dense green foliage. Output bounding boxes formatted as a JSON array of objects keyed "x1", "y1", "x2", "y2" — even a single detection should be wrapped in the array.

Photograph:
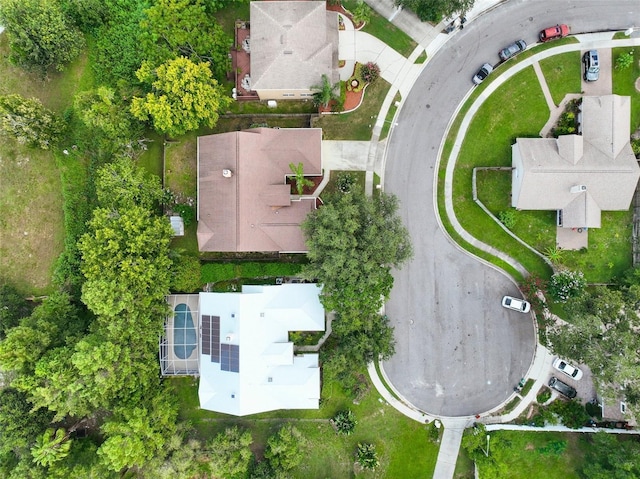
[
  {"x1": 0, "y1": 0, "x2": 84, "y2": 72},
  {"x1": 131, "y1": 57, "x2": 231, "y2": 137},
  {"x1": 333, "y1": 409, "x2": 357, "y2": 435},
  {"x1": 264, "y1": 424, "x2": 304, "y2": 474},
  {"x1": 302, "y1": 191, "x2": 412, "y2": 326},
  {"x1": 201, "y1": 261, "x2": 303, "y2": 283},
  {"x1": 547, "y1": 271, "x2": 640, "y2": 419},
  {"x1": 0, "y1": 284, "x2": 34, "y2": 339},
  {"x1": 356, "y1": 442, "x2": 380, "y2": 470},
  {"x1": 140, "y1": 0, "x2": 231, "y2": 80},
  {"x1": 394, "y1": 0, "x2": 475, "y2": 22},
  {"x1": 583, "y1": 432, "x2": 640, "y2": 478},
  {"x1": 206, "y1": 426, "x2": 253, "y2": 479},
  {"x1": 0, "y1": 94, "x2": 65, "y2": 149}
]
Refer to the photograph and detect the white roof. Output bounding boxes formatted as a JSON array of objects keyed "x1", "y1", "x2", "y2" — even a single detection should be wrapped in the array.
[{"x1": 198, "y1": 284, "x2": 325, "y2": 416}]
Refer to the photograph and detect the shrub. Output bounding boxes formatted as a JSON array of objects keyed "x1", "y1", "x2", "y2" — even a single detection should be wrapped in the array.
[
  {"x1": 632, "y1": 139, "x2": 640, "y2": 158},
  {"x1": 547, "y1": 399, "x2": 590, "y2": 429},
  {"x1": 336, "y1": 172, "x2": 356, "y2": 193},
  {"x1": 537, "y1": 440, "x2": 567, "y2": 455},
  {"x1": 537, "y1": 388, "x2": 552, "y2": 404},
  {"x1": 360, "y1": 62, "x2": 380, "y2": 83},
  {"x1": 351, "y1": 0, "x2": 372, "y2": 26},
  {"x1": 498, "y1": 209, "x2": 516, "y2": 229},
  {"x1": 425, "y1": 421, "x2": 440, "y2": 442},
  {"x1": 356, "y1": 443, "x2": 379, "y2": 471},
  {"x1": 548, "y1": 269, "x2": 586, "y2": 302},
  {"x1": 333, "y1": 409, "x2": 357, "y2": 435},
  {"x1": 171, "y1": 254, "x2": 202, "y2": 293},
  {"x1": 615, "y1": 51, "x2": 634, "y2": 70},
  {"x1": 174, "y1": 204, "x2": 195, "y2": 227}
]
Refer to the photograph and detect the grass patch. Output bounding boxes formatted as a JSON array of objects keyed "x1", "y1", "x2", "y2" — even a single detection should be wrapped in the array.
[
  {"x1": 503, "y1": 397, "x2": 521, "y2": 414},
  {"x1": 138, "y1": 130, "x2": 164, "y2": 180},
  {"x1": 454, "y1": 447, "x2": 475, "y2": 479},
  {"x1": 165, "y1": 132, "x2": 197, "y2": 198},
  {"x1": 452, "y1": 67, "x2": 552, "y2": 279},
  {"x1": 538, "y1": 52, "x2": 581, "y2": 105},
  {"x1": 0, "y1": 32, "x2": 95, "y2": 294},
  {"x1": 379, "y1": 91, "x2": 401, "y2": 141},
  {"x1": 342, "y1": 0, "x2": 417, "y2": 58},
  {"x1": 0, "y1": 141, "x2": 64, "y2": 294},
  {"x1": 414, "y1": 50, "x2": 428, "y2": 64},
  {"x1": 168, "y1": 371, "x2": 439, "y2": 478},
  {"x1": 213, "y1": 2, "x2": 251, "y2": 39},
  {"x1": 226, "y1": 100, "x2": 317, "y2": 115},
  {"x1": 321, "y1": 170, "x2": 366, "y2": 198},
  {"x1": 313, "y1": 79, "x2": 390, "y2": 140},
  {"x1": 612, "y1": 47, "x2": 640, "y2": 130},
  {"x1": 477, "y1": 431, "x2": 592, "y2": 478},
  {"x1": 521, "y1": 378, "x2": 535, "y2": 396}
]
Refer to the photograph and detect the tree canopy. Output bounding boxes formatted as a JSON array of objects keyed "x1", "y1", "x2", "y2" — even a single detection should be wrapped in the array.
[
  {"x1": 394, "y1": 0, "x2": 475, "y2": 22},
  {"x1": 140, "y1": 0, "x2": 231, "y2": 80},
  {"x1": 0, "y1": 0, "x2": 84, "y2": 72},
  {"x1": 131, "y1": 57, "x2": 231, "y2": 137},
  {"x1": 547, "y1": 282, "x2": 640, "y2": 418},
  {"x1": 301, "y1": 191, "x2": 412, "y2": 326},
  {"x1": 0, "y1": 94, "x2": 65, "y2": 149}
]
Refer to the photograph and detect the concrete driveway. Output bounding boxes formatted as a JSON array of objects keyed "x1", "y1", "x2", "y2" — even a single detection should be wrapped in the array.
[{"x1": 578, "y1": 33, "x2": 614, "y2": 95}]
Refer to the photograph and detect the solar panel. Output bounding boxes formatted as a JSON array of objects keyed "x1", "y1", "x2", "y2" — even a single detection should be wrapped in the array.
[
  {"x1": 220, "y1": 343, "x2": 239, "y2": 373},
  {"x1": 211, "y1": 316, "x2": 220, "y2": 363},
  {"x1": 201, "y1": 315, "x2": 211, "y2": 355}
]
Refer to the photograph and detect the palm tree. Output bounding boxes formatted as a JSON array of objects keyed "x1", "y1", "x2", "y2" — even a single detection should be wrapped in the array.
[
  {"x1": 289, "y1": 162, "x2": 314, "y2": 195},
  {"x1": 31, "y1": 428, "x2": 72, "y2": 467},
  {"x1": 311, "y1": 74, "x2": 340, "y2": 108}
]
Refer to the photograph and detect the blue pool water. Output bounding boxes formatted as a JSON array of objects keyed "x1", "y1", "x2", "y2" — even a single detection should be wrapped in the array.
[{"x1": 174, "y1": 303, "x2": 197, "y2": 359}]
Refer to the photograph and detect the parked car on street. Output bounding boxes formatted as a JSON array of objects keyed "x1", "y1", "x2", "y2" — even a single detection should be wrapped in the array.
[
  {"x1": 583, "y1": 49, "x2": 600, "y2": 81},
  {"x1": 549, "y1": 376, "x2": 577, "y2": 398},
  {"x1": 501, "y1": 295, "x2": 531, "y2": 313},
  {"x1": 539, "y1": 24, "x2": 570, "y2": 42},
  {"x1": 472, "y1": 63, "x2": 493, "y2": 85},
  {"x1": 499, "y1": 40, "x2": 527, "y2": 61},
  {"x1": 552, "y1": 357, "x2": 584, "y2": 380}
]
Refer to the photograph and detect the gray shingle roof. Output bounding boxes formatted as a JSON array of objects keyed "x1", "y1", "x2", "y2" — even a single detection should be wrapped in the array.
[
  {"x1": 250, "y1": 1, "x2": 338, "y2": 91},
  {"x1": 511, "y1": 95, "x2": 639, "y2": 228}
]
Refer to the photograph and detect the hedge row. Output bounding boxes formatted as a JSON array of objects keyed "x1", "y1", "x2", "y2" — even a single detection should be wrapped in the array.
[{"x1": 201, "y1": 262, "x2": 303, "y2": 283}]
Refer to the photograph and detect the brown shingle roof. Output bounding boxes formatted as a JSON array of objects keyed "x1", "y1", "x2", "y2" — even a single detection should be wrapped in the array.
[
  {"x1": 250, "y1": 1, "x2": 338, "y2": 91},
  {"x1": 511, "y1": 95, "x2": 640, "y2": 228},
  {"x1": 197, "y1": 128, "x2": 323, "y2": 252}
]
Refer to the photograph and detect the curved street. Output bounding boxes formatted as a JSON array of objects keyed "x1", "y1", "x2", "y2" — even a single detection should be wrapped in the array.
[{"x1": 381, "y1": 0, "x2": 640, "y2": 417}]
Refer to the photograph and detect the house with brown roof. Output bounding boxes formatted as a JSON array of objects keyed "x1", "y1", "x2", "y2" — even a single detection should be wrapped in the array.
[
  {"x1": 248, "y1": 0, "x2": 339, "y2": 100},
  {"x1": 197, "y1": 128, "x2": 323, "y2": 253},
  {"x1": 511, "y1": 95, "x2": 639, "y2": 247}
]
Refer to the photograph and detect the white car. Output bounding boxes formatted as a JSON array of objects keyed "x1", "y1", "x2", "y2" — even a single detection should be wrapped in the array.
[
  {"x1": 472, "y1": 63, "x2": 493, "y2": 85},
  {"x1": 553, "y1": 357, "x2": 583, "y2": 380},
  {"x1": 501, "y1": 295, "x2": 531, "y2": 313}
]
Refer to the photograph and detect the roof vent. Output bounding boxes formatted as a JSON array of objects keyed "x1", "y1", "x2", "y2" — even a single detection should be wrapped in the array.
[
  {"x1": 223, "y1": 169, "x2": 233, "y2": 178},
  {"x1": 570, "y1": 185, "x2": 587, "y2": 193},
  {"x1": 268, "y1": 377, "x2": 273, "y2": 383},
  {"x1": 284, "y1": 50, "x2": 293, "y2": 55}
]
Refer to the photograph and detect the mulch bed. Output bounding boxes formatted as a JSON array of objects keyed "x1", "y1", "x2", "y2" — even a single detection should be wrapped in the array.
[{"x1": 318, "y1": 87, "x2": 364, "y2": 113}]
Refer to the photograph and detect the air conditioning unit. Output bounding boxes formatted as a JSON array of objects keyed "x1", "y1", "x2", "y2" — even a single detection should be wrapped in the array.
[{"x1": 570, "y1": 185, "x2": 587, "y2": 193}]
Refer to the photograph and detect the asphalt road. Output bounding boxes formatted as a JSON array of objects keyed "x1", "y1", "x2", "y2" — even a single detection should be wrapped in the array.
[{"x1": 382, "y1": 0, "x2": 640, "y2": 417}]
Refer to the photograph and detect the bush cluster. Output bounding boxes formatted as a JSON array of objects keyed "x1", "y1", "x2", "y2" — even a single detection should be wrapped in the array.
[
  {"x1": 201, "y1": 262, "x2": 302, "y2": 283},
  {"x1": 548, "y1": 269, "x2": 586, "y2": 302}
]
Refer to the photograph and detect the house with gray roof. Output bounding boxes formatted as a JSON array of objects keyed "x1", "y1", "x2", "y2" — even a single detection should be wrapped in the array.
[
  {"x1": 197, "y1": 127, "x2": 323, "y2": 253},
  {"x1": 249, "y1": 0, "x2": 339, "y2": 100},
  {"x1": 511, "y1": 95, "x2": 639, "y2": 246}
]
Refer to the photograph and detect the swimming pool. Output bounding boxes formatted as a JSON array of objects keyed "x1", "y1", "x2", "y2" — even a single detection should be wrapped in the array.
[{"x1": 174, "y1": 303, "x2": 197, "y2": 359}]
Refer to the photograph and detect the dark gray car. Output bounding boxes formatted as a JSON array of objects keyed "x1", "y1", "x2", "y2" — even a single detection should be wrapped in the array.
[
  {"x1": 549, "y1": 376, "x2": 577, "y2": 399},
  {"x1": 499, "y1": 40, "x2": 527, "y2": 61}
]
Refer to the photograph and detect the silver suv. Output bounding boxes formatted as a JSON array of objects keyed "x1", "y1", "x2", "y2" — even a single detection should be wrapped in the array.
[
  {"x1": 583, "y1": 50, "x2": 599, "y2": 82},
  {"x1": 549, "y1": 376, "x2": 577, "y2": 399}
]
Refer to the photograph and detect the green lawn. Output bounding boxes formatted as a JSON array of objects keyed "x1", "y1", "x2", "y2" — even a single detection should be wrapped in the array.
[
  {"x1": 452, "y1": 66, "x2": 552, "y2": 279},
  {"x1": 342, "y1": 0, "x2": 417, "y2": 58},
  {"x1": 313, "y1": 78, "x2": 390, "y2": 140},
  {"x1": 138, "y1": 130, "x2": 164, "y2": 180},
  {"x1": 169, "y1": 374, "x2": 439, "y2": 478},
  {"x1": 612, "y1": 47, "x2": 640, "y2": 130},
  {"x1": 539, "y1": 52, "x2": 581, "y2": 105},
  {"x1": 0, "y1": 33, "x2": 94, "y2": 294},
  {"x1": 321, "y1": 170, "x2": 366, "y2": 198},
  {"x1": 474, "y1": 431, "x2": 592, "y2": 478}
]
